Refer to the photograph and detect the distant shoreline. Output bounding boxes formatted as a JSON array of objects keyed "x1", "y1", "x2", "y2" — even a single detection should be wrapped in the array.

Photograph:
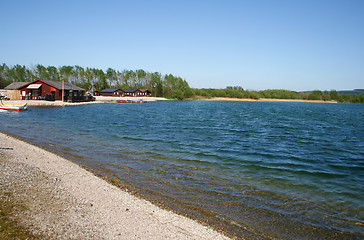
[
  {"x1": 2, "y1": 96, "x2": 338, "y2": 107},
  {"x1": 203, "y1": 97, "x2": 338, "y2": 103}
]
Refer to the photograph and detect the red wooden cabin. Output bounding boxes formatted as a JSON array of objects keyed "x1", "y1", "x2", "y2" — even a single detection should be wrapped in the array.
[{"x1": 17, "y1": 79, "x2": 86, "y2": 101}]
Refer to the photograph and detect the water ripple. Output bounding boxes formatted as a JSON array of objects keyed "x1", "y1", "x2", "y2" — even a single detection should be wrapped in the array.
[{"x1": 1, "y1": 101, "x2": 363, "y2": 239}]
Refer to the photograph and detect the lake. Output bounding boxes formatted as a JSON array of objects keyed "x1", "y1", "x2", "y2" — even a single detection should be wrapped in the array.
[{"x1": 1, "y1": 101, "x2": 363, "y2": 239}]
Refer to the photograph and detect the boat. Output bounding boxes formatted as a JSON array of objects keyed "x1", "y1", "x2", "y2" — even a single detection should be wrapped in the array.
[{"x1": 0, "y1": 103, "x2": 27, "y2": 111}]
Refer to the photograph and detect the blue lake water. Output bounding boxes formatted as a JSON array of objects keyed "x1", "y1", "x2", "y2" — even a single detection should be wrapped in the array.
[{"x1": 1, "y1": 101, "x2": 363, "y2": 239}]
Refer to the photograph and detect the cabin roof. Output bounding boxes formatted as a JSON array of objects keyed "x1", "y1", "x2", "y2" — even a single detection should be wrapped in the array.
[
  {"x1": 140, "y1": 89, "x2": 151, "y2": 93},
  {"x1": 17, "y1": 79, "x2": 85, "y2": 91},
  {"x1": 5, "y1": 79, "x2": 84, "y2": 91},
  {"x1": 122, "y1": 89, "x2": 139, "y2": 93},
  {"x1": 4, "y1": 82, "x2": 29, "y2": 90},
  {"x1": 40, "y1": 79, "x2": 85, "y2": 91},
  {"x1": 100, "y1": 88, "x2": 121, "y2": 93}
]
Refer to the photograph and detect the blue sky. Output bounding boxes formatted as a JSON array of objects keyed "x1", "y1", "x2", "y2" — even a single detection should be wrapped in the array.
[{"x1": 1, "y1": 0, "x2": 363, "y2": 91}]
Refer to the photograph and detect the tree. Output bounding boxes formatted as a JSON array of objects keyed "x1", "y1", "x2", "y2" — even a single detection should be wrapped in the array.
[
  {"x1": 136, "y1": 69, "x2": 146, "y2": 88},
  {"x1": 172, "y1": 88, "x2": 183, "y2": 100},
  {"x1": 151, "y1": 72, "x2": 163, "y2": 97},
  {"x1": 59, "y1": 66, "x2": 74, "y2": 82},
  {"x1": 91, "y1": 68, "x2": 107, "y2": 91},
  {"x1": 74, "y1": 65, "x2": 85, "y2": 84},
  {"x1": 0, "y1": 63, "x2": 11, "y2": 88},
  {"x1": 106, "y1": 68, "x2": 117, "y2": 87},
  {"x1": 47, "y1": 66, "x2": 59, "y2": 81},
  {"x1": 35, "y1": 64, "x2": 49, "y2": 79},
  {"x1": 308, "y1": 90, "x2": 323, "y2": 100},
  {"x1": 329, "y1": 90, "x2": 338, "y2": 100}
]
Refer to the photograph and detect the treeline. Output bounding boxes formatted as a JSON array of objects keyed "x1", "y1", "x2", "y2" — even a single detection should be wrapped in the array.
[
  {"x1": 192, "y1": 87, "x2": 364, "y2": 103},
  {"x1": 0, "y1": 63, "x2": 192, "y2": 99},
  {"x1": 1, "y1": 63, "x2": 363, "y2": 102}
]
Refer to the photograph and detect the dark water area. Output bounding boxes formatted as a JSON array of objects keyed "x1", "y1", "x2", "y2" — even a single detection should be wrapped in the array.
[{"x1": 1, "y1": 101, "x2": 363, "y2": 239}]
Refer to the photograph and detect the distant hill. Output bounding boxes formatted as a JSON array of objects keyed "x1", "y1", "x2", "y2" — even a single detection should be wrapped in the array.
[{"x1": 337, "y1": 89, "x2": 364, "y2": 95}]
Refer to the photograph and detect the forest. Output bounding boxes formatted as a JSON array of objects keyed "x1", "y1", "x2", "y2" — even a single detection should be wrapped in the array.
[{"x1": 1, "y1": 63, "x2": 363, "y2": 103}]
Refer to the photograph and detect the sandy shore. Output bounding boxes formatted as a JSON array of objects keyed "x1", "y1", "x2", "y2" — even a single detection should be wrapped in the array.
[
  {"x1": 94, "y1": 96, "x2": 169, "y2": 102},
  {"x1": 0, "y1": 132, "x2": 230, "y2": 239},
  {"x1": 204, "y1": 97, "x2": 338, "y2": 103}
]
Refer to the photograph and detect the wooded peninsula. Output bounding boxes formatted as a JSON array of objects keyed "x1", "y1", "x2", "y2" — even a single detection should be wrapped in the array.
[{"x1": 1, "y1": 64, "x2": 363, "y2": 103}]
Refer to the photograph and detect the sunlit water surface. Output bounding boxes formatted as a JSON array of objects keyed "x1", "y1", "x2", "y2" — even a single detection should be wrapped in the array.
[{"x1": 1, "y1": 101, "x2": 363, "y2": 239}]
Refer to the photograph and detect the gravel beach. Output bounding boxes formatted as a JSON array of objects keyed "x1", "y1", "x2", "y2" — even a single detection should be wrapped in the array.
[{"x1": 0, "y1": 132, "x2": 230, "y2": 239}]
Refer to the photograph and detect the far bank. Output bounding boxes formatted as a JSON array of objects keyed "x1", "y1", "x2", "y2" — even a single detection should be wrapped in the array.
[{"x1": 202, "y1": 97, "x2": 338, "y2": 103}]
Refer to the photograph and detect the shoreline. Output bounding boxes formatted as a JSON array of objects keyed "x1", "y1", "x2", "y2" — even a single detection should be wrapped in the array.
[
  {"x1": 0, "y1": 132, "x2": 231, "y2": 239},
  {"x1": 1, "y1": 96, "x2": 169, "y2": 107},
  {"x1": 1, "y1": 96, "x2": 338, "y2": 107},
  {"x1": 203, "y1": 97, "x2": 338, "y2": 103}
]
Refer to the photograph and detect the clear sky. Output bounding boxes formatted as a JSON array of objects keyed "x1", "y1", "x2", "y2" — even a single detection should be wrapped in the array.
[{"x1": 1, "y1": 0, "x2": 363, "y2": 91}]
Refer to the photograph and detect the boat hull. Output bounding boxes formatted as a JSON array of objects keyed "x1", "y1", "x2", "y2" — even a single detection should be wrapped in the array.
[{"x1": 0, "y1": 104, "x2": 27, "y2": 111}]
